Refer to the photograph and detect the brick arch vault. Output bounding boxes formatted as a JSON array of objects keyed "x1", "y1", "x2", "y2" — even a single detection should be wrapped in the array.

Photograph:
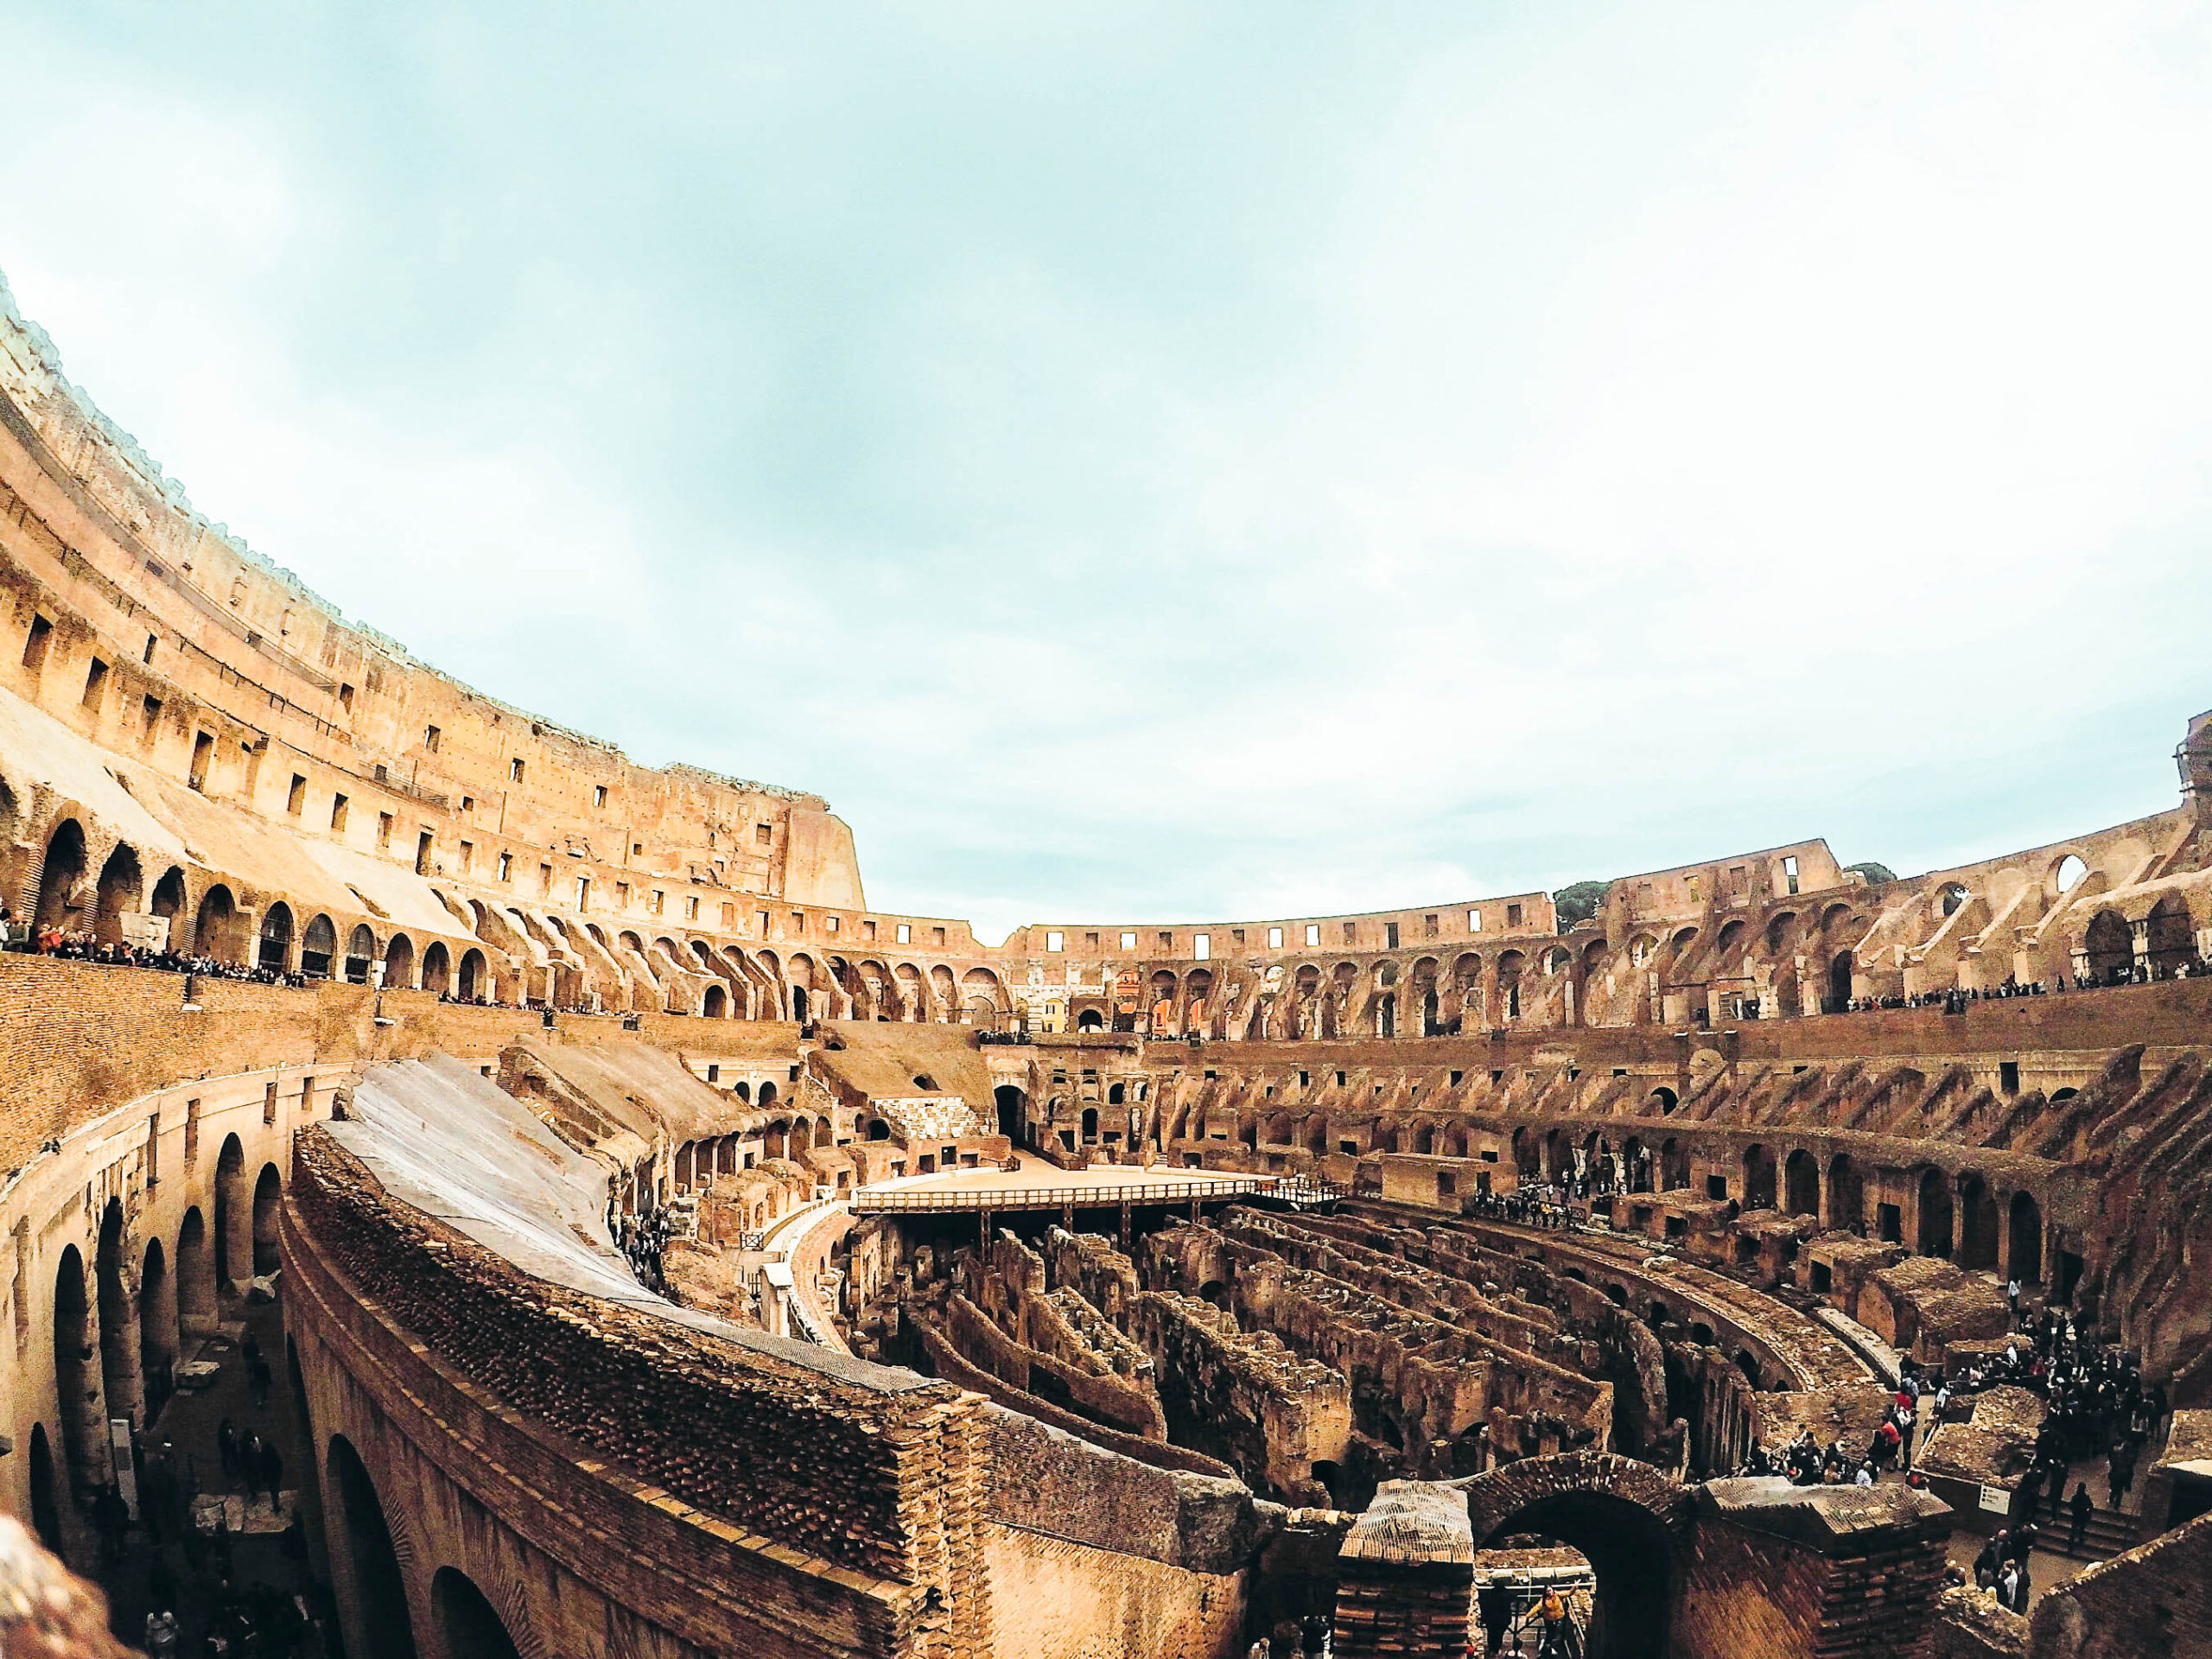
[{"x1": 1452, "y1": 1452, "x2": 1690, "y2": 1659}]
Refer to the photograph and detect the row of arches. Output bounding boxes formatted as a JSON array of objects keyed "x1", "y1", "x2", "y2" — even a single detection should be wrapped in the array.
[{"x1": 29, "y1": 1138, "x2": 283, "y2": 1541}]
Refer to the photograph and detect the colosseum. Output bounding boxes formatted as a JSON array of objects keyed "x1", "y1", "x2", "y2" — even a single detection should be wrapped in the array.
[{"x1": 0, "y1": 266, "x2": 2205, "y2": 1659}]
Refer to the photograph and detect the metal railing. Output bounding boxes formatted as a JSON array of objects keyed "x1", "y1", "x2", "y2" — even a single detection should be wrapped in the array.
[{"x1": 853, "y1": 1175, "x2": 1343, "y2": 1214}]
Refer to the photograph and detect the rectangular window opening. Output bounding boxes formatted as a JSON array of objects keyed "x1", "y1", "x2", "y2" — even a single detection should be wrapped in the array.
[
  {"x1": 329, "y1": 792, "x2": 349, "y2": 832},
  {"x1": 287, "y1": 774, "x2": 307, "y2": 816},
  {"x1": 21, "y1": 614, "x2": 52, "y2": 672},
  {"x1": 80, "y1": 657, "x2": 107, "y2": 709}
]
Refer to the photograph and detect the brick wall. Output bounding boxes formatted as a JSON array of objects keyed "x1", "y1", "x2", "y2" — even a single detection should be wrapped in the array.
[{"x1": 288, "y1": 1126, "x2": 971, "y2": 1583}]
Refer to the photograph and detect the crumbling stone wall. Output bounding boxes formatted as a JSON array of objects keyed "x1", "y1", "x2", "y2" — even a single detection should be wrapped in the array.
[{"x1": 1128, "y1": 1289, "x2": 1351, "y2": 1505}]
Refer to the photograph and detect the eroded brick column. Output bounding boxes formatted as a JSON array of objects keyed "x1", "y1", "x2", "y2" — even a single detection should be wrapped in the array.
[{"x1": 1330, "y1": 1480, "x2": 1472, "y2": 1659}]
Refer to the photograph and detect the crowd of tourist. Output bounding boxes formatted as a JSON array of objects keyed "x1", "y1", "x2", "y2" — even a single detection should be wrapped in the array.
[
  {"x1": 612, "y1": 1198, "x2": 685, "y2": 1297},
  {"x1": 1733, "y1": 1294, "x2": 2171, "y2": 1622},
  {"x1": 0, "y1": 909, "x2": 309, "y2": 985},
  {"x1": 1840, "y1": 961, "x2": 2208, "y2": 1016},
  {"x1": 1463, "y1": 1180, "x2": 1580, "y2": 1230}
]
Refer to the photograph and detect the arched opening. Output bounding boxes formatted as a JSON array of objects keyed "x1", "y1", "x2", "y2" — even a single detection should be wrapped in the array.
[
  {"x1": 139, "y1": 1237, "x2": 176, "y2": 1411},
  {"x1": 431, "y1": 1567, "x2": 519, "y2": 1659},
  {"x1": 95, "y1": 1199, "x2": 141, "y2": 1432},
  {"x1": 421, "y1": 941, "x2": 452, "y2": 995},
  {"x1": 2145, "y1": 893, "x2": 2194, "y2": 976},
  {"x1": 328, "y1": 1434, "x2": 420, "y2": 1659},
  {"x1": 1649, "y1": 1086, "x2": 1678, "y2": 1116},
  {"x1": 2007, "y1": 1191, "x2": 2044, "y2": 1284},
  {"x1": 2055, "y1": 853, "x2": 2088, "y2": 893},
  {"x1": 1660, "y1": 1139, "x2": 1689, "y2": 1192},
  {"x1": 216, "y1": 1135, "x2": 250, "y2": 1287},
  {"x1": 153, "y1": 866, "x2": 190, "y2": 926},
  {"x1": 346, "y1": 924, "x2": 377, "y2": 983},
  {"x1": 1198, "y1": 1281, "x2": 1228, "y2": 1307},
  {"x1": 27, "y1": 1423, "x2": 61, "y2": 1557},
  {"x1": 53, "y1": 1245, "x2": 98, "y2": 1491},
  {"x1": 194, "y1": 883, "x2": 239, "y2": 960},
  {"x1": 1937, "y1": 883, "x2": 1968, "y2": 918},
  {"x1": 299, "y1": 912, "x2": 336, "y2": 977},
  {"x1": 1916, "y1": 1167, "x2": 1954, "y2": 1259},
  {"x1": 1827, "y1": 950, "x2": 1854, "y2": 1012},
  {"x1": 257, "y1": 901, "x2": 295, "y2": 972},
  {"x1": 176, "y1": 1207, "x2": 214, "y2": 1335},
  {"x1": 994, "y1": 1084, "x2": 1025, "y2": 1141},
  {"x1": 1783, "y1": 1149, "x2": 1819, "y2": 1217},
  {"x1": 1472, "y1": 1491, "x2": 1675, "y2": 1659},
  {"x1": 1825, "y1": 1155, "x2": 1864, "y2": 1235},
  {"x1": 791, "y1": 986, "x2": 809, "y2": 1023},
  {"x1": 457, "y1": 947, "x2": 487, "y2": 1001},
  {"x1": 1741, "y1": 1145, "x2": 1777, "y2": 1211},
  {"x1": 92, "y1": 842, "x2": 143, "y2": 944},
  {"x1": 1080, "y1": 1107, "x2": 1099, "y2": 1144},
  {"x1": 702, "y1": 982, "x2": 728, "y2": 1018},
  {"x1": 2083, "y1": 909, "x2": 2133, "y2": 983},
  {"x1": 253, "y1": 1163, "x2": 283, "y2": 1275},
  {"x1": 867, "y1": 1119, "x2": 890, "y2": 1141},
  {"x1": 1076, "y1": 1008, "x2": 1103, "y2": 1031},
  {"x1": 34, "y1": 817, "x2": 88, "y2": 931},
  {"x1": 384, "y1": 932, "x2": 416, "y2": 989},
  {"x1": 1957, "y1": 1173, "x2": 1999, "y2": 1271}
]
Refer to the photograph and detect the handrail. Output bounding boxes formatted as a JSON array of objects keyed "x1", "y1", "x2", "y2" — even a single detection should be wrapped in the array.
[{"x1": 852, "y1": 1176, "x2": 1343, "y2": 1213}]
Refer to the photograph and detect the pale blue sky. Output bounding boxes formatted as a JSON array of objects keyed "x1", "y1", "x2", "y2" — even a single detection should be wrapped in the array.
[{"x1": 4, "y1": 3, "x2": 2209, "y2": 941}]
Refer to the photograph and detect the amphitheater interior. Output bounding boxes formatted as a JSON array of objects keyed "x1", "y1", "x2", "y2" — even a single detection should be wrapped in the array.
[{"x1": 0, "y1": 267, "x2": 2207, "y2": 1659}]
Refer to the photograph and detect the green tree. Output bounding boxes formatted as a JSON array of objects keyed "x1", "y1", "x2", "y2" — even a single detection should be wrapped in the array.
[
  {"x1": 1553, "y1": 880, "x2": 1609, "y2": 931},
  {"x1": 1844, "y1": 861, "x2": 1897, "y2": 887}
]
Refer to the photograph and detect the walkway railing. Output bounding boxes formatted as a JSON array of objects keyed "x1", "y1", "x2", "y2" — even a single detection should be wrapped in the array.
[{"x1": 853, "y1": 1174, "x2": 1343, "y2": 1215}]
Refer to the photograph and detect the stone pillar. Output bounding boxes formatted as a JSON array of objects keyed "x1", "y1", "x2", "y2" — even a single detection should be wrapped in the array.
[
  {"x1": 1330, "y1": 1480, "x2": 1473, "y2": 1659},
  {"x1": 1674, "y1": 1478, "x2": 1952, "y2": 1659},
  {"x1": 2131, "y1": 918, "x2": 2152, "y2": 979}
]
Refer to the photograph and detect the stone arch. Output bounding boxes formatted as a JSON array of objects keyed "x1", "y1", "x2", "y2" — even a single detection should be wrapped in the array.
[
  {"x1": 33, "y1": 817, "x2": 88, "y2": 930},
  {"x1": 1916, "y1": 1166, "x2": 1954, "y2": 1258},
  {"x1": 1741, "y1": 1144, "x2": 1777, "y2": 1211},
  {"x1": 385, "y1": 932, "x2": 416, "y2": 989},
  {"x1": 2145, "y1": 893, "x2": 2194, "y2": 975},
  {"x1": 1783, "y1": 1148, "x2": 1819, "y2": 1216},
  {"x1": 194, "y1": 882, "x2": 241, "y2": 960},
  {"x1": 431, "y1": 1566, "x2": 522, "y2": 1659},
  {"x1": 258, "y1": 900, "x2": 295, "y2": 972},
  {"x1": 1456, "y1": 1452, "x2": 1687, "y2": 1659},
  {"x1": 327, "y1": 1433, "x2": 422, "y2": 1659},
  {"x1": 253, "y1": 1162, "x2": 283, "y2": 1275},
  {"x1": 302, "y1": 912, "x2": 338, "y2": 977},
  {"x1": 216, "y1": 1133, "x2": 251, "y2": 1287},
  {"x1": 346, "y1": 924, "x2": 378, "y2": 983},
  {"x1": 53, "y1": 1244, "x2": 100, "y2": 1491},
  {"x1": 139, "y1": 1236, "x2": 176, "y2": 1404},
  {"x1": 2083, "y1": 908, "x2": 2133, "y2": 982},
  {"x1": 1956, "y1": 1171, "x2": 1999, "y2": 1270},
  {"x1": 421, "y1": 941, "x2": 452, "y2": 995},
  {"x1": 994, "y1": 1084, "x2": 1026, "y2": 1141},
  {"x1": 27, "y1": 1422, "x2": 62, "y2": 1556},
  {"x1": 95, "y1": 1198, "x2": 142, "y2": 1431},
  {"x1": 176, "y1": 1207, "x2": 215, "y2": 1334},
  {"x1": 2007, "y1": 1190, "x2": 2044, "y2": 1284},
  {"x1": 702, "y1": 982, "x2": 728, "y2": 1018},
  {"x1": 92, "y1": 841, "x2": 143, "y2": 944},
  {"x1": 1826, "y1": 1154, "x2": 1865, "y2": 1234},
  {"x1": 456, "y1": 946, "x2": 488, "y2": 1001}
]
